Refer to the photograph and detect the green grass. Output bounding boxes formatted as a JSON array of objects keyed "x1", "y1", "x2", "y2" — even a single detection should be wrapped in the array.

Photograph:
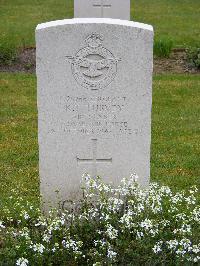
[
  {"x1": 133, "y1": 0, "x2": 200, "y2": 47},
  {"x1": 154, "y1": 37, "x2": 173, "y2": 58},
  {"x1": 151, "y1": 75, "x2": 200, "y2": 189},
  {"x1": 0, "y1": 73, "x2": 200, "y2": 204},
  {"x1": 0, "y1": 0, "x2": 199, "y2": 50},
  {"x1": 0, "y1": 74, "x2": 39, "y2": 204},
  {"x1": 0, "y1": 0, "x2": 73, "y2": 49}
]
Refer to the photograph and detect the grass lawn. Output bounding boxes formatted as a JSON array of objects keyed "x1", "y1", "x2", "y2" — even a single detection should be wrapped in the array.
[
  {"x1": 0, "y1": 74, "x2": 39, "y2": 204},
  {"x1": 0, "y1": 73, "x2": 200, "y2": 205},
  {"x1": 0, "y1": 0, "x2": 199, "y2": 49},
  {"x1": 133, "y1": 0, "x2": 200, "y2": 47}
]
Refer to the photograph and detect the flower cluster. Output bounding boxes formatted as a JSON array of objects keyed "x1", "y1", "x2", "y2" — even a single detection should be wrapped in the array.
[{"x1": 0, "y1": 174, "x2": 199, "y2": 265}]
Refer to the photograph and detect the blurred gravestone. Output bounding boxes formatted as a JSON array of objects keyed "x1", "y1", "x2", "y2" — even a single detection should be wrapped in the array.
[{"x1": 74, "y1": 0, "x2": 130, "y2": 20}]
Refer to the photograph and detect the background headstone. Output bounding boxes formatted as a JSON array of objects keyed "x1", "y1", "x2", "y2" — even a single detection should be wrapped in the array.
[
  {"x1": 74, "y1": 0, "x2": 130, "y2": 20},
  {"x1": 36, "y1": 18, "x2": 153, "y2": 209}
]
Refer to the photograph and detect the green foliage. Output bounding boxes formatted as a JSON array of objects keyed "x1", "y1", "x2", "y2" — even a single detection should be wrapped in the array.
[
  {"x1": 186, "y1": 47, "x2": 200, "y2": 69},
  {"x1": 0, "y1": 176, "x2": 199, "y2": 265},
  {"x1": 154, "y1": 38, "x2": 173, "y2": 58},
  {"x1": 0, "y1": 38, "x2": 17, "y2": 64}
]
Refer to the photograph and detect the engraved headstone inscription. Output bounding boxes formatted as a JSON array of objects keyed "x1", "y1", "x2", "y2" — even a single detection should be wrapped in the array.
[
  {"x1": 36, "y1": 18, "x2": 153, "y2": 209},
  {"x1": 74, "y1": 0, "x2": 130, "y2": 20}
]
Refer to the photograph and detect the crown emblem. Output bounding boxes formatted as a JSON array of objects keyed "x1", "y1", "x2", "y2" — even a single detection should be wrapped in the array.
[
  {"x1": 67, "y1": 33, "x2": 121, "y2": 91},
  {"x1": 85, "y1": 33, "x2": 103, "y2": 48}
]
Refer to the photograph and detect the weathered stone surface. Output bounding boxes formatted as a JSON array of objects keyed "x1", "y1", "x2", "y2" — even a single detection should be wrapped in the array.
[
  {"x1": 36, "y1": 18, "x2": 153, "y2": 208},
  {"x1": 74, "y1": 0, "x2": 130, "y2": 20}
]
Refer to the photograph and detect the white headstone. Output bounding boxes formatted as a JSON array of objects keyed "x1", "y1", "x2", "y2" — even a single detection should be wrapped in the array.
[
  {"x1": 36, "y1": 18, "x2": 153, "y2": 209},
  {"x1": 74, "y1": 0, "x2": 130, "y2": 20}
]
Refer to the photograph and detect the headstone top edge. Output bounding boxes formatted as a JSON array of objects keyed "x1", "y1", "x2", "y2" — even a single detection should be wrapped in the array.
[{"x1": 36, "y1": 18, "x2": 153, "y2": 32}]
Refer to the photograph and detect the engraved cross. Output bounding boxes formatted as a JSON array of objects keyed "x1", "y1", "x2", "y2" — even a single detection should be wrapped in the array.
[
  {"x1": 77, "y1": 139, "x2": 112, "y2": 177},
  {"x1": 93, "y1": 0, "x2": 112, "y2": 17}
]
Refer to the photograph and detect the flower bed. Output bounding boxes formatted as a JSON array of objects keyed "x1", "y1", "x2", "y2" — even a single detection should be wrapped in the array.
[{"x1": 0, "y1": 174, "x2": 199, "y2": 265}]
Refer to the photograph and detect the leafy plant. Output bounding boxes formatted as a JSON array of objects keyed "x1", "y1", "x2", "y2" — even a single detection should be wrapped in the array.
[
  {"x1": 186, "y1": 47, "x2": 200, "y2": 69},
  {"x1": 0, "y1": 175, "x2": 199, "y2": 266},
  {"x1": 154, "y1": 37, "x2": 173, "y2": 58},
  {"x1": 0, "y1": 38, "x2": 17, "y2": 65}
]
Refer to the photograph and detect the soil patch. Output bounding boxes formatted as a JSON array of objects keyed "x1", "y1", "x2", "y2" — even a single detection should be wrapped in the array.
[
  {"x1": 0, "y1": 47, "x2": 199, "y2": 74},
  {"x1": 0, "y1": 48, "x2": 36, "y2": 74},
  {"x1": 154, "y1": 48, "x2": 199, "y2": 74}
]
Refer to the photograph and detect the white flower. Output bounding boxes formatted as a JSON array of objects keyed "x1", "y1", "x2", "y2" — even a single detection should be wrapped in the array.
[
  {"x1": 180, "y1": 238, "x2": 191, "y2": 248},
  {"x1": 16, "y1": 257, "x2": 29, "y2": 266},
  {"x1": 152, "y1": 241, "x2": 163, "y2": 254},
  {"x1": 94, "y1": 239, "x2": 106, "y2": 247},
  {"x1": 130, "y1": 173, "x2": 139, "y2": 182},
  {"x1": 100, "y1": 213, "x2": 110, "y2": 221},
  {"x1": 43, "y1": 233, "x2": 51, "y2": 243},
  {"x1": 34, "y1": 217, "x2": 47, "y2": 227},
  {"x1": 20, "y1": 210, "x2": 30, "y2": 220},
  {"x1": 107, "y1": 197, "x2": 124, "y2": 212},
  {"x1": 167, "y1": 239, "x2": 179, "y2": 250},
  {"x1": 105, "y1": 224, "x2": 118, "y2": 239},
  {"x1": 136, "y1": 231, "x2": 144, "y2": 239},
  {"x1": 151, "y1": 204, "x2": 162, "y2": 214},
  {"x1": 193, "y1": 256, "x2": 200, "y2": 263},
  {"x1": 170, "y1": 193, "x2": 184, "y2": 204},
  {"x1": 62, "y1": 239, "x2": 83, "y2": 253},
  {"x1": 140, "y1": 219, "x2": 153, "y2": 230},
  {"x1": 24, "y1": 212, "x2": 30, "y2": 220},
  {"x1": 173, "y1": 224, "x2": 191, "y2": 235},
  {"x1": 175, "y1": 213, "x2": 186, "y2": 221},
  {"x1": 19, "y1": 228, "x2": 30, "y2": 240},
  {"x1": 82, "y1": 173, "x2": 91, "y2": 183},
  {"x1": 160, "y1": 186, "x2": 171, "y2": 195},
  {"x1": 32, "y1": 243, "x2": 45, "y2": 254},
  {"x1": 120, "y1": 209, "x2": 134, "y2": 229},
  {"x1": 135, "y1": 203, "x2": 145, "y2": 214},
  {"x1": 0, "y1": 221, "x2": 5, "y2": 229},
  {"x1": 176, "y1": 249, "x2": 186, "y2": 256},
  {"x1": 192, "y1": 207, "x2": 200, "y2": 223},
  {"x1": 192, "y1": 245, "x2": 200, "y2": 254},
  {"x1": 107, "y1": 247, "x2": 117, "y2": 260},
  {"x1": 185, "y1": 195, "x2": 196, "y2": 205},
  {"x1": 52, "y1": 243, "x2": 59, "y2": 252}
]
